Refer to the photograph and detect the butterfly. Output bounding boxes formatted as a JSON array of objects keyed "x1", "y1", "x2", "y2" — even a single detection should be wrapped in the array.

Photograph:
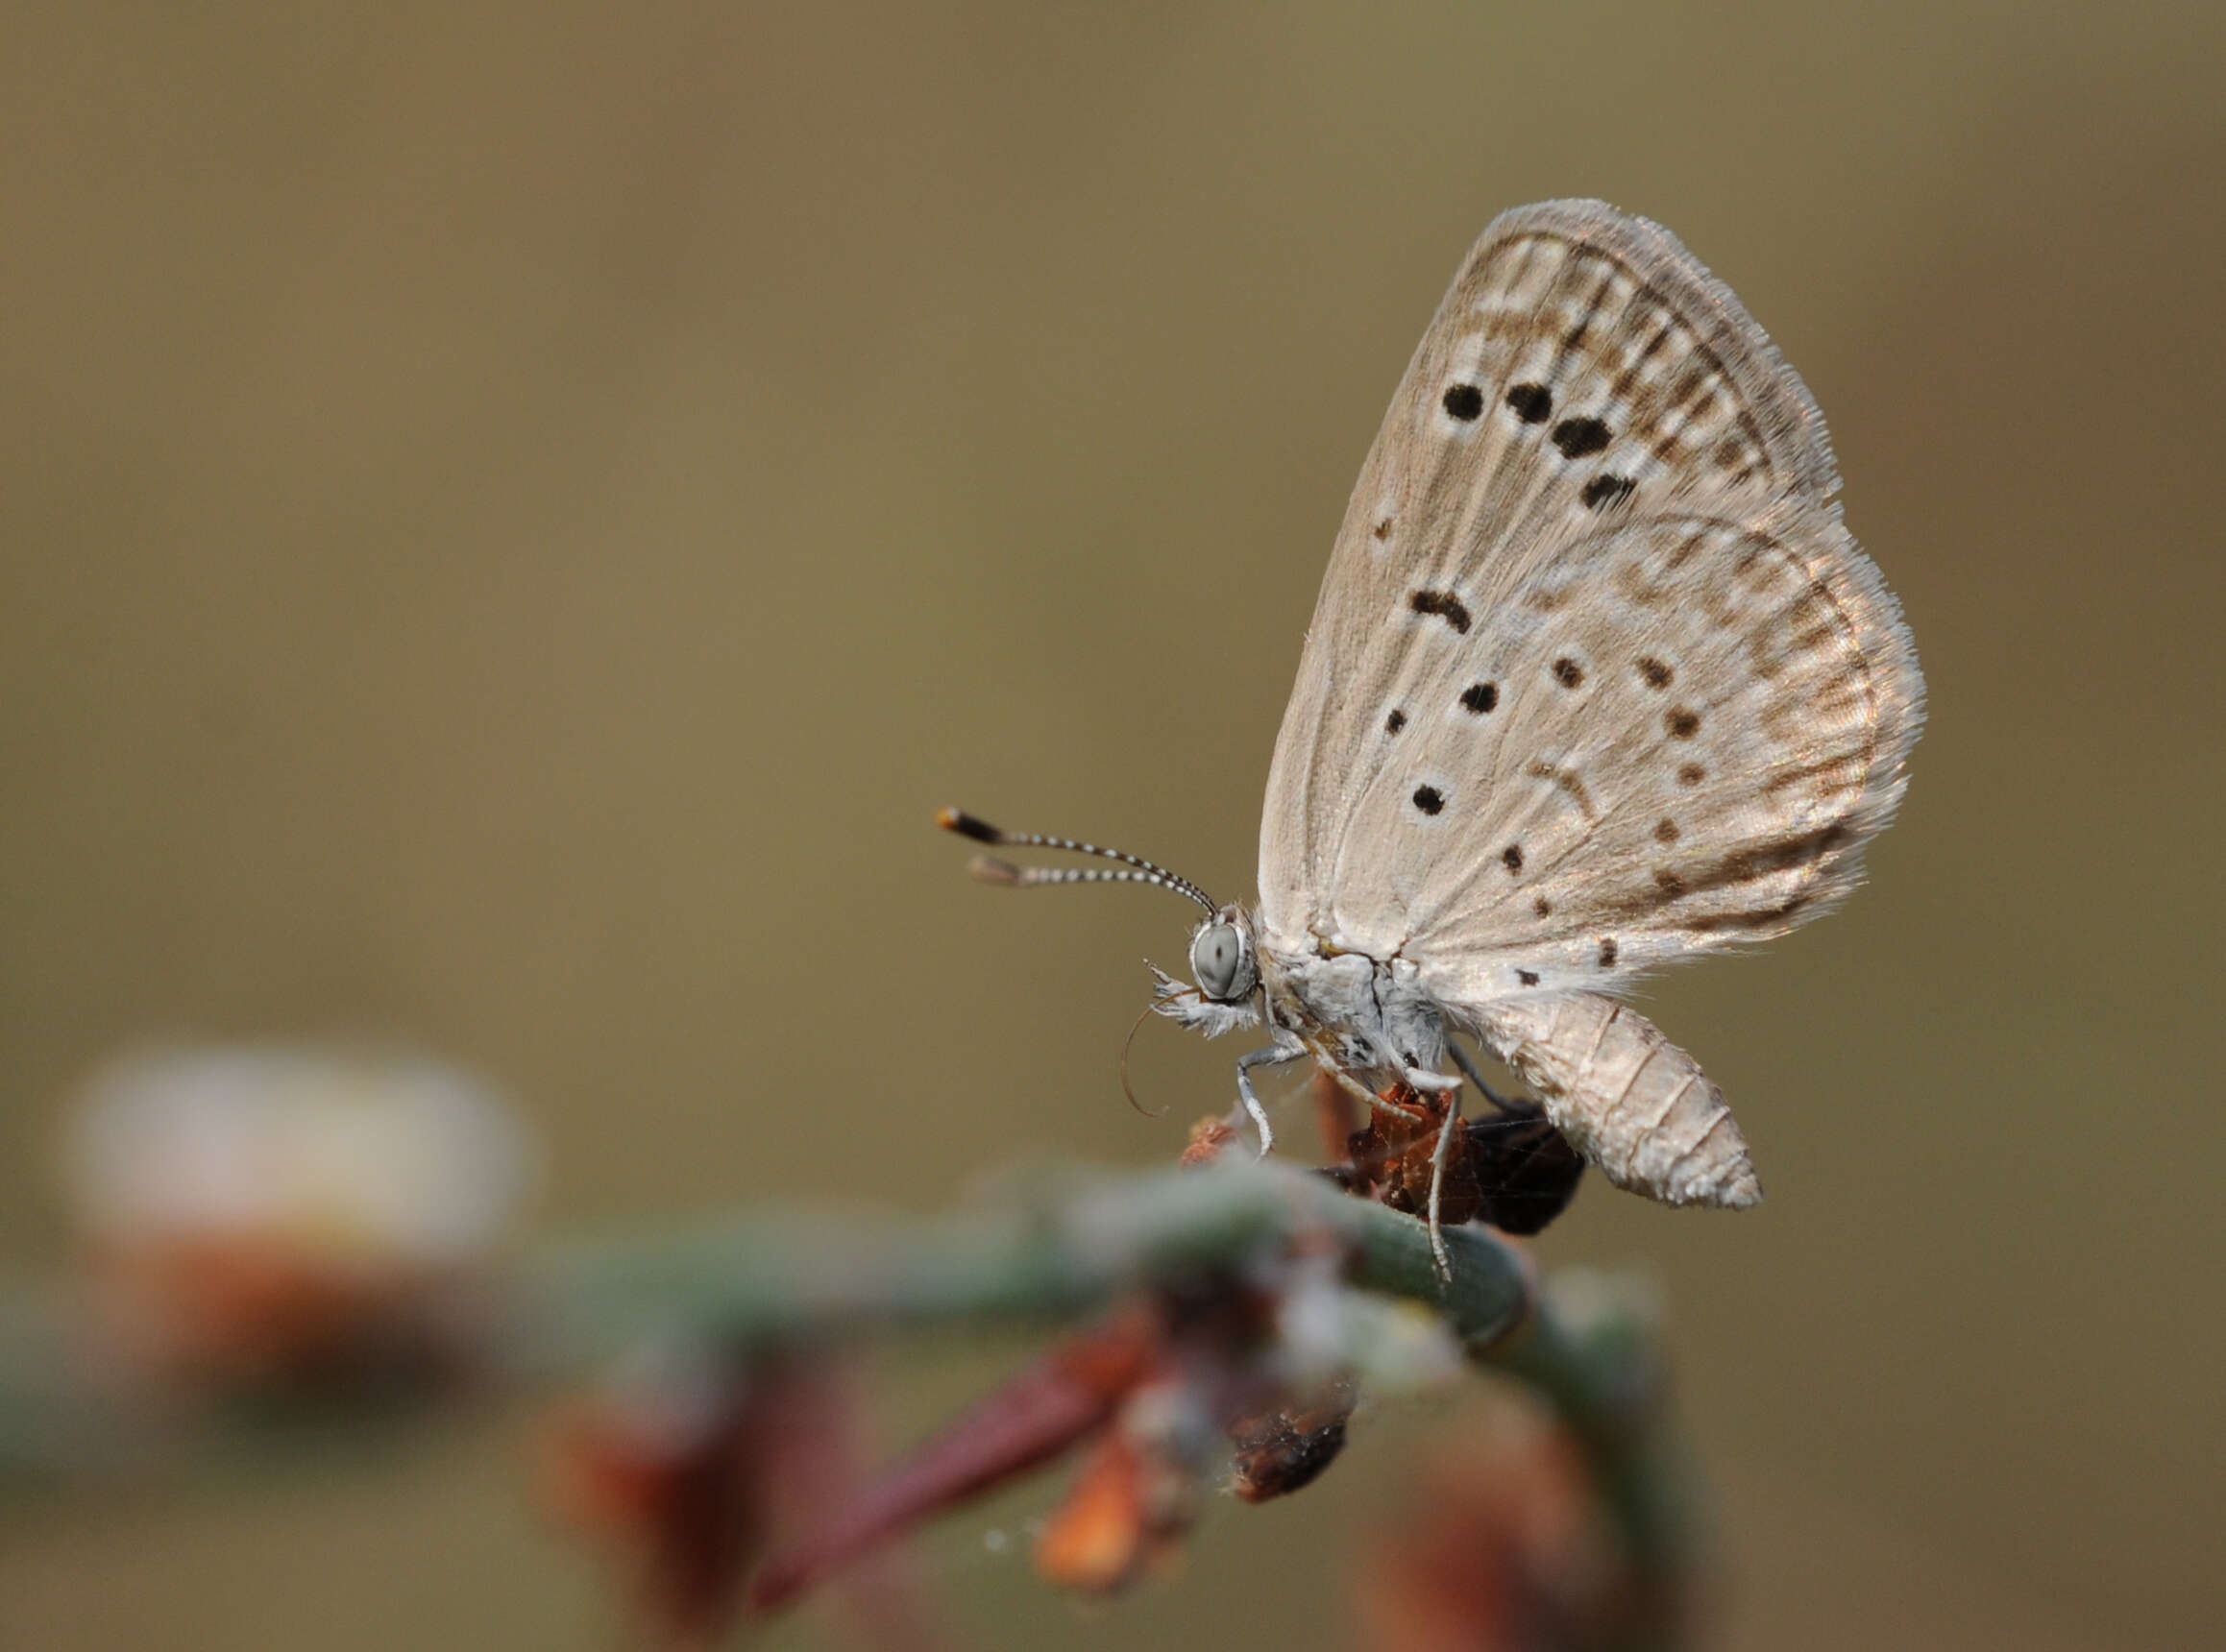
[{"x1": 944, "y1": 200, "x2": 1923, "y2": 1269}]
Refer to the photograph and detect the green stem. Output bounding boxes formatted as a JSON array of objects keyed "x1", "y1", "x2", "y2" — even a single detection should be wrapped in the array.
[
  {"x1": 515, "y1": 1159, "x2": 1533, "y2": 1373},
  {"x1": 0, "y1": 1157, "x2": 1681, "y2": 1626}
]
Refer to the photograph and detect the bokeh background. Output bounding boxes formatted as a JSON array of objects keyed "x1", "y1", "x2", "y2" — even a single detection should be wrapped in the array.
[{"x1": 4, "y1": 3, "x2": 2222, "y2": 1647}]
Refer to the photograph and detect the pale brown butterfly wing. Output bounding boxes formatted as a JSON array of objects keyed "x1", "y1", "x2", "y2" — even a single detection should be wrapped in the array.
[
  {"x1": 1252, "y1": 200, "x2": 1923, "y2": 1208},
  {"x1": 1256, "y1": 199, "x2": 1920, "y2": 986}
]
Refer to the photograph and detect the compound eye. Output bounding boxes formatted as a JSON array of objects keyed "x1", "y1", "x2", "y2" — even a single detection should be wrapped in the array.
[{"x1": 1190, "y1": 922, "x2": 1246, "y2": 1000}]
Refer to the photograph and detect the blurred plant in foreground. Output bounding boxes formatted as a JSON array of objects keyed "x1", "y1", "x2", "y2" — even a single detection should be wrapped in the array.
[
  {"x1": 1357, "y1": 1280, "x2": 1691, "y2": 1652},
  {"x1": 4, "y1": 1046, "x2": 1700, "y2": 1650},
  {"x1": 60, "y1": 1045, "x2": 532, "y2": 1396}
]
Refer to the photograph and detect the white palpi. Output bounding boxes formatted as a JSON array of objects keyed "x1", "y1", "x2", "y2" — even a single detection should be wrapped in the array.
[{"x1": 946, "y1": 199, "x2": 1923, "y2": 1269}]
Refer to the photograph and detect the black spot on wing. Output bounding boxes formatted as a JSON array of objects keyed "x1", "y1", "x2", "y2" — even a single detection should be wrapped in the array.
[
  {"x1": 1409, "y1": 590, "x2": 1472, "y2": 634},
  {"x1": 1505, "y1": 383, "x2": 1553, "y2": 423},
  {"x1": 1442, "y1": 383, "x2": 1485, "y2": 421},
  {"x1": 1551, "y1": 417, "x2": 1612, "y2": 459},
  {"x1": 1580, "y1": 474, "x2": 1635, "y2": 510}
]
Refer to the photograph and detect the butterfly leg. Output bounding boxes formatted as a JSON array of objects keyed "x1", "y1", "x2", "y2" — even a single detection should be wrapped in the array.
[
  {"x1": 1425, "y1": 1106, "x2": 1459, "y2": 1279},
  {"x1": 1447, "y1": 1040, "x2": 1512, "y2": 1111},
  {"x1": 1404, "y1": 1067, "x2": 1464, "y2": 1281},
  {"x1": 1234, "y1": 1040, "x2": 1306, "y2": 1156}
]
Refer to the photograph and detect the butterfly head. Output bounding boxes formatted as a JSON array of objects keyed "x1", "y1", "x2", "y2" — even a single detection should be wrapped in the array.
[
  {"x1": 1187, "y1": 904, "x2": 1259, "y2": 1004},
  {"x1": 938, "y1": 807, "x2": 1264, "y2": 1030}
]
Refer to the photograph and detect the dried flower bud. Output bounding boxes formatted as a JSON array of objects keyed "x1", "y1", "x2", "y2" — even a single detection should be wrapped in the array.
[
  {"x1": 1227, "y1": 1377, "x2": 1358, "y2": 1503},
  {"x1": 61, "y1": 1045, "x2": 532, "y2": 1392},
  {"x1": 1341, "y1": 1084, "x2": 1582, "y2": 1236},
  {"x1": 553, "y1": 1345, "x2": 904, "y2": 1648}
]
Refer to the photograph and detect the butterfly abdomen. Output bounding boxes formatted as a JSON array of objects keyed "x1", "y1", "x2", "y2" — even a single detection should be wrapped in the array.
[{"x1": 1477, "y1": 992, "x2": 1761, "y2": 1208}]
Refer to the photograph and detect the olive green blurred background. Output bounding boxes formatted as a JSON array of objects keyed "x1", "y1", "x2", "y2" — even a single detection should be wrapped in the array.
[{"x1": 4, "y1": 3, "x2": 2222, "y2": 1647}]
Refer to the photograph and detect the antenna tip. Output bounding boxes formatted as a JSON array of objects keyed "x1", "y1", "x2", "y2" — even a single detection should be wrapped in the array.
[
  {"x1": 938, "y1": 808, "x2": 1002, "y2": 843},
  {"x1": 966, "y1": 855, "x2": 1024, "y2": 887}
]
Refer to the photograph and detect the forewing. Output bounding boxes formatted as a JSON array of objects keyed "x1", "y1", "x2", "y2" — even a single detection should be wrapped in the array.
[{"x1": 1256, "y1": 200, "x2": 1921, "y2": 1003}]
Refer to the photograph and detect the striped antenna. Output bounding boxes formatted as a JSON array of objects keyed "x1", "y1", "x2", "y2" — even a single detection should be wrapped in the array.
[{"x1": 937, "y1": 808, "x2": 1218, "y2": 914}]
